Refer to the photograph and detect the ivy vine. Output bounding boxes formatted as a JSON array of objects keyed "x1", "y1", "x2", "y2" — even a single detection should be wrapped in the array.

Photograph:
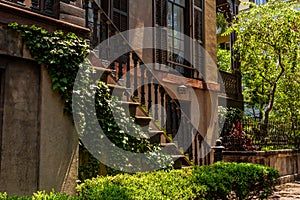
[
  {"x1": 9, "y1": 23, "x2": 173, "y2": 178},
  {"x1": 8, "y1": 22, "x2": 89, "y2": 114}
]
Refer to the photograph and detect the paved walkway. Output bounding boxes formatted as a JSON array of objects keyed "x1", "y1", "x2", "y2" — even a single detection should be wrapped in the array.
[{"x1": 268, "y1": 182, "x2": 300, "y2": 199}]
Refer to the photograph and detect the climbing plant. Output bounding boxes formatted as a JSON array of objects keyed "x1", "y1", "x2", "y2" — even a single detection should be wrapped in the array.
[
  {"x1": 9, "y1": 23, "x2": 173, "y2": 178},
  {"x1": 8, "y1": 22, "x2": 89, "y2": 114}
]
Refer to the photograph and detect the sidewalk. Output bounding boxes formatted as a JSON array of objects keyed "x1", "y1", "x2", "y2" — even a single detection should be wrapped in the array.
[{"x1": 268, "y1": 182, "x2": 300, "y2": 199}]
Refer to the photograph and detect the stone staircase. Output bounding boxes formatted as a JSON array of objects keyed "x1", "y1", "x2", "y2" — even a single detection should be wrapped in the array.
[
  {"x1": 84, "y1": 0, "x2": 195, "y2": 170},
  {"x1": 91, "y1": 56, "x2": 193, "y2": 169}
]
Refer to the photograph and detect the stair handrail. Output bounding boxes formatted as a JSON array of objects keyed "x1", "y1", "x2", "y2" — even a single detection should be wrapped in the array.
[{"x1": 89, "y1": 1, "x2": 211, "y2": 165}]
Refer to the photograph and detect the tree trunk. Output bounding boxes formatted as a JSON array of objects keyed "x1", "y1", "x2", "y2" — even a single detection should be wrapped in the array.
[
  {"x1": 262, "y1": 83, "x2": 276, "y2": 137},
  {"x1": 261, "y1": 51, "x2": 285, "y2": 138}
]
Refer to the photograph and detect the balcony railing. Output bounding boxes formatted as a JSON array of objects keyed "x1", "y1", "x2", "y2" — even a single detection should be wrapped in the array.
[
  {"x1": 2, "y1": 0, "x2": 59, "y2": 18},
  {"x1": 219, "y1": 70, "x2": 240, "y2": 98}
]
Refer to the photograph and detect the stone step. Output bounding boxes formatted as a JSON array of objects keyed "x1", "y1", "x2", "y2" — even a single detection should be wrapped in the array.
[
  {"x1": 149, "y1": 130, "x2": 164, "y2": 143},
  {"x1": 107, "y1": 84, "x2": 126, "y2": 98},
  {"x1": 93, "y1": 66, "x2": 112, "y2": 83},
  {"x1": 134, "y1": 116, "x2": 152, "y2": 127},
  {"x1": 171, "y1": 154, "x2": 186, "y2": 169},
  {"x1": 120, "y1": 101, "x2": 140, "y2": 117},
  {"x1": 160, "y1": 143, "x2": 182, "y2": 155},
  {"x1": 172, "y1": 154, "x2": 194, "y2": 169}
]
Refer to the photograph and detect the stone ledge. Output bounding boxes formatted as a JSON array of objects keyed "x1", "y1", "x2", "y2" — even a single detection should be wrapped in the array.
[
  {"x1": 152, "y1": 71, "x2": 220, "y2": 92},
  {"x1": 0, "y1": 1, "x2": 89, "y2": 37},
  {"x1": 279, "y1": 174, "x2": 300, "y2": 185},
  {"x1": 0, "y1": 26, "x2": 33, "y2": 60},
  {"x1": 223, "y1": 149, "x2": 299, "y2": 156}
]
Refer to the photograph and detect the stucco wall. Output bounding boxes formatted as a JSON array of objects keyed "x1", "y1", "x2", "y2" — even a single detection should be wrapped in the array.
[
  {"x1": 0, "y1": 55, "x2": 40, "y2": 196},
  {"x1": 223, "y1": 150, "x2": 300, "y2": 183},
  {"x1": 39, "y1": 66, "x2": 78, "y2": 194},
  {"x1": 0, "y1": 26, "x2": 78, "y2": 196},
  {"x1": 129, "y1": 0, "x2": 153, "y2": 64},
  {"x1": 204, "y1": 0, "x2": 217, "y2": 83}
]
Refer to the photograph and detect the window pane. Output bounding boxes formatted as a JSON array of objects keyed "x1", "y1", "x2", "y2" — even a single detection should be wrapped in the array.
[
  {"x1": 194, "y1": 0, "x2": 202, "y2": 8},
  {"x1": 173, "y1": 5, "x2": 184, "y2": 33},
  {"x1": 168, "y1": 2, "x2": 173, "y2": 29},
  {"x1": 175, "y1": 0, "x2": 185, "y2": 7},
  {"x1": 174, "y1": 38, "x2": 184, "y2": 51}
]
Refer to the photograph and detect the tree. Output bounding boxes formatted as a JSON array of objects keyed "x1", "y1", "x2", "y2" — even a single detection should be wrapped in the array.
[
  {"x1": 217, "y1": 47, "x2": 232, "y2": 72},
  {"x1": 226, "y1": 0, "x2": 300, "y2": 135}
]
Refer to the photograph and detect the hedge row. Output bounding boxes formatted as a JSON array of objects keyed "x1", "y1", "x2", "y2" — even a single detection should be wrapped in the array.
[{"x1": 0, "y1": 162, "x2": 279, "y2": 200}]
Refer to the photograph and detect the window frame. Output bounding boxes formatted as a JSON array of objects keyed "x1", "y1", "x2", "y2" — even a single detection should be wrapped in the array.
[{"x1": 167, "y1": 0, "x2": 193, "y2": 76}]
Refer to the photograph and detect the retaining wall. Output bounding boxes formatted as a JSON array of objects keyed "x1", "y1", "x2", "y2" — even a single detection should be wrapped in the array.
[{"x1": 223, "y1": 150, "x2": 300, "y2": 184}]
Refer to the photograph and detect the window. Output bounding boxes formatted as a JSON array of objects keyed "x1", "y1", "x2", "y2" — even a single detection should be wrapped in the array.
[
  {"x1": 167, "y1": 0, "x2": 191, "y2": 76},
  {"x1": 167, "y1": 0, "x2": 185, "y2": 65},
  {"x1": 154, "y1": 0, "x2": 203, "y2": 78}
]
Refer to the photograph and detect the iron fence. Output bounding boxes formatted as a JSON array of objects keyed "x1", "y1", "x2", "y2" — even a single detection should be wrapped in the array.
[{"x1": 220, "y1": 118, "x2": 300, "y2": 151}]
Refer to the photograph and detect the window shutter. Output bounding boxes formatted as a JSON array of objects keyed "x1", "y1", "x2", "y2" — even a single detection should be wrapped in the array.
[
  {"x1": 112, "y1": 0, "x2": 128, "y2": 32},
  {"x1": 193, "y1": 0, "x2": 203, "y2": 78},
  {"x1": 194, "y1": 6, "x2": 203, "y2": 43},
  {"x1": 194, "y1": 0, "x2": 202, "y2": 8},
  {"x1": 155, "y1": 0, "x2": 168, "y2": 67},
  {"x1": 155, "y1": 0, "x2": 167, "y2": 26}
]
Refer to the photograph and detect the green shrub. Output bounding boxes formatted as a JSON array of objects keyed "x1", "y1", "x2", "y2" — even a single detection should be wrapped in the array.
[
  {"x1": 0, "y1": 162, "x2": 280, "y2": 200},
  {"x1": 76, "y1": 170, "x2": 207, "y2": 200},
  {"x1": 77, "y1": 162, "x2": 279, "y2": 200},
  {"x1": 193, "y1": 165, "x2": 233, "y2": 199},
  {"x1": 211, "y1": 162, "x2": 280, "y2": 199},
  {"x1": 0, "y1": 191, "x2": 74, "y2": 200},
  {"x1": 32, "y1": 191, "x2": 75, "y2": 200},
  {"x1": 0, "y1": 192, "x2": 29, "y2": 200}
]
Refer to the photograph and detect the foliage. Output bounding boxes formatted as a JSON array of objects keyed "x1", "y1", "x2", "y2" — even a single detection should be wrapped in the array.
[
  {"x1": 211, "y1": 162, "x2": 279, "y2": 199},
  {"x1": 218, "y1": 106, "x2": 244, "y2": 135},
  {"x1": 217, "y1": 47, "x2": 231, "y2": 72},
  {"x1": 218, "y1": 106, "x2": 256, "y2": 150},
  {"x1": 77, "y1": 162, "x2": 279, "y2": 200},
  {"x1": 8, "y1": 23, "x2": 173, "y2": 178},
  {"x1": 77, "y1": 170, "x2": 206, "y2": 200},
  {"x1": 8, "y1": 22, "x2": 89, "y2": 114},
  {"x1": 216, "y1": 12, "x2": 229, "y2": 34},
  {"x1": 192, "y1": 165, "x2": 233, "y2": 199},
  {"x1": 225, "y1": 0, "x2": 300, "y2": 135},
  {"x1": 0, "y1": 163, "x2": 280, "y2": 199},
  {"x1": 0, "y1": 191, "x2": 75, "y2": 200},
  {"x1": 74, "y1": 64, "x2": 173, "y2": 178}
]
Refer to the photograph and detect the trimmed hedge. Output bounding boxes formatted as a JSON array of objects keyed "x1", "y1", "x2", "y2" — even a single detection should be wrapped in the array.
[
  {"x1": 76, "y1": 170, "x2": 207, "y2": 200},
  {"x1": 0, "y1": 162, "x2": 279, "y2": 200},
  {"x1": 77, "y1": 162, "x2": 279, "y2": 200}
]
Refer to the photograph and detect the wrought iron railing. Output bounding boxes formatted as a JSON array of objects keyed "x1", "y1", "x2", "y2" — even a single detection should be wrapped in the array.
[
  {"x1": 220, "y1": 118, "x2": 300, "y2": 151},
  {"x1": 85, "y1": 0, "x2": 213, "y2": 166}
]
